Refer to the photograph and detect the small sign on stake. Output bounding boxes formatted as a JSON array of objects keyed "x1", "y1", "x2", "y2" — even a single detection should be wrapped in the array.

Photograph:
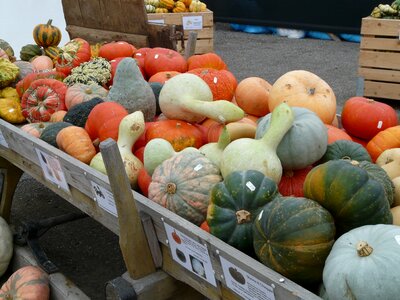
[
  {"x1": 90, "y1": 181, "x2": 117, "y2": 217},
  {"x1": 36, "y1": 148, "x2": 69, "y2": 192}
]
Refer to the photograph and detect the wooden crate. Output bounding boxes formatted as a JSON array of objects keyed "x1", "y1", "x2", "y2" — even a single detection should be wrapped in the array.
[
  {"x1": 147, "y1": 10, "x2": 214, "y2": 54},
  {"x1": 358, "y1": 17, "x2": 400, "y2": 100},
  {"x1": 0, "y1": 119, "x2": 321, "y2": 300}
]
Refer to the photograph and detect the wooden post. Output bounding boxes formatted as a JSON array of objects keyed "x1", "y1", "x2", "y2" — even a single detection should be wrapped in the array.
[
  {"x1": 184, "y1": 31, "x2": 198, "y2": 60},
  {"x1": 99, "y1": 139, "x2": 156, "y2": 279},
  {"x1": 0, "y1": 157, "x2": 23, "y2": 222}
]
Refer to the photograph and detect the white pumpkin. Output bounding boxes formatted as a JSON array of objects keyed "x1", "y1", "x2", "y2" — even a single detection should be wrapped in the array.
[
  {"x1": 323, "y1": 224, "x2": 400, "y2": 300},
  {"x1": 0, "y1": 216, "x2": 13, "y2": 276}
]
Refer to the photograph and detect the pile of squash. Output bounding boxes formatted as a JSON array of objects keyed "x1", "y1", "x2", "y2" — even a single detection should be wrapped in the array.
[
  {"x1": 1, "y1": 19, "x2": 400, "y2": 300},
  {"x1": 144, "y1": 0, "x2": 207, "y2": 14}
]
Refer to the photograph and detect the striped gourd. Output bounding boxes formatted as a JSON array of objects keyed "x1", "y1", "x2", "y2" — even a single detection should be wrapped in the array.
[
  {"x1": 159, "y1": 0, "x2": 174, "y2": 10},
  {"x1": 173, "y1": 1, "x2": 186, "y2": 12},
  {"x1": 33, "y1": 19, "x2": 62, "y2": 47},
  {"x1": 189, "y1": 0, "x2": 207, "y2": 12},
  {"x1": 44, "y1": 46, "x2": 61, "y2": 61},
  {"x1": 145, "y1": 0, "x2": 160, "y2": 7},
  {"x1": 146, "y1": 4, "x2": 156, "y2": 13},
  {"x1": 155, "y1": 7, "x2": 169, "y2": 13}
]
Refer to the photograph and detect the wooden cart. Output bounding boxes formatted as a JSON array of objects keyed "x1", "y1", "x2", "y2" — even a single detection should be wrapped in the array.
[{"x1": 0, "y1": 117, "x2": 322, "y2": 299}]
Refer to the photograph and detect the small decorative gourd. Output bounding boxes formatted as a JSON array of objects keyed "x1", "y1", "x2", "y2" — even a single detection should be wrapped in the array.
[
  {"x1": 159, "y1": 0, "x2": 175, "y2": 9},
  {"x1": 107, "y1": 58, "x2": 156, "y2": 121},
  {"x1": 253, "y1": 196, "x2": 335, "y2": 285},
  {"x1": 90, "y1": 111, "x2": 145, "y2": 189},
  {"x1": 33, "y1": 19, "x2": 62, "y2": 47},
  {"x1": 173, "y1": 1, "x2": 187, "y2": 12},
  {"x1": 256, "y1": 107, "x2": 328, "y2": 170},
  {"x1": 0, "y1": 98, "x2": 26, "y2": 123},
  {"x1": 146, "y1": 4, "x2": 156, "y2": 13},
  {"x1": 148, "y1": 151, "x2": 222, "y2": 225},
  {"x1": 0, "y1": 58, "x2": 19, "y2": 88},
  {"x1": 323, "y1": 224, "x2": 400, "y2": 300},
  {"x1": 189, "y1": 0, "x2": 207, "y2": 12},
  {"x1": 0, "y1": 216, "x2": 13, "y2": 277},
  {"x1": 220, "y1": 102, "x2": 294, "y2": 182},
  {"x1": 207, "y1": 170, "x2": 280, "y2": 254},
  {"x1": 159, "y1": 73, "x2": 244, "y2": 123}
]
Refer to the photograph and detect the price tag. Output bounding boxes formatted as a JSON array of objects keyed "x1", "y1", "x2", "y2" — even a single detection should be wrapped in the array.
[
  {"x1": 0, "y1": 128, "x2": 8, "y2": 148},
  {"x1": 220, "y1": 256, "x2": 275, "y2": 300},
  {"x1": 36, "y1": 149, "x2": 69, "y2": 192},
  {"x1": 182, "y1": 15, "x2": 203, "y2": 30},
  {"x1": 377, "y1": 121, "x2": 383, "y2": 129},
  {"x1": 91, "y1": 181, "x2": 117, "y2": 217},
  {"x1": 246, "y1": 181, "x2": 256, "y2": 192},
  {"x1": 164, "y1": 222, "x2": 217, "y2": 286},
  {"x1": 194, "y1": 164, "x2": 203, "y2": 171}
]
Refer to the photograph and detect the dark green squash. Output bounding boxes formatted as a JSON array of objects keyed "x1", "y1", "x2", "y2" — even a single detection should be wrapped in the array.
[
  {"x1": 253, "y1": 196, "x2": 335, "y2": 285},
  {"x1": 19, "y1": 44, "x2": 43, "y2": 62},
  {"x1": 303, "y1": 160, "x2": 392, "y2": 235},
  {"x1": 207, "y1": 170, "x2": 280, "y2": 254},
  {"x1": 319, "y1": 140, "x2": 371, "y2": 163},
  {"x1": 40, "y1": 122, "x2": 73, "y2": 148},
  {"x1": 358, "y1": 160, "x2": 395, "y2": 207},
  {"x1": 63, "y1": 97, "x2": 104, "y2": 127}
]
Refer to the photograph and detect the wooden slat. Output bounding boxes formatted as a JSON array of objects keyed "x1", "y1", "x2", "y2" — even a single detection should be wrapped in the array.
[
  {"x1": 177, "y1": 38, "x2": 213, "y2": 54},
  {"x1": 360, "y1": 36, "x2": 400, "y2": 52},
  {"x1": 147, "y1": 10, "x2": 213, "y2": 27},
  {"x1": 182, "y1": 27, "x2": 213, "y2": 39},
  {"x1": 359, "y1": 50, "x2": 400, "y2": 70},
  {"x1": 361, "y1": 17, "x2": 400, "y2": 36},
  {"x1": 77, "y1": 0, "x2": 102, "y2": 29},
  {"x1": 66, "y1": 25, "x2": 149, "y2": 48},
  {"x1": 61, "y1": 0, "x2": 83, "y2": 27},
  {"x1": 358, "y1": 67, "x2": 400, "y2": 83},
  {"x1": 363, "y1": 80, "x2": 400, "y2": 100}
]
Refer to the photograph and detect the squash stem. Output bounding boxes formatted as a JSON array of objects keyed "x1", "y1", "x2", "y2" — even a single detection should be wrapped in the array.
[
  {"x1": 180, "y1": 98, "x2": 244, "y2": 123},
  {"x1": 217, "y1": 126, "x2": 231, "y2": 149},
  {"x1": 261, "y1": 103, "x2": 294, "y2": 150},
  {"x1": 356, "y1": 241, "x2": 373, "y2": 257},
  {"x1": 236, "y1": 210, "x2": 251, "y2": 224}
]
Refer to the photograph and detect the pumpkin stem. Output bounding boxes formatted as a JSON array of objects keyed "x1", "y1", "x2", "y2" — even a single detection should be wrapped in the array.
[
  {"x1": 308, "y1": 87, "x2": 316, "y2": 95},
  {"x1": 341, "y1": 155, "x2": 352, "y2": 161},
  {"x1": 47, "y1": 19, "x2": 53, "y2": 26},
  {"x1": 166, "y1": 182, "x2": 177, "y2": 194},
  {"x1": 236, "y1": 209, "x2": 251, "y2": 224},
  {"x1": 85, "y1": 88, "x2": 93, "y2": 94},
  {"x1": 356, "y1": 241, "x2": 373, "y2": 257}
]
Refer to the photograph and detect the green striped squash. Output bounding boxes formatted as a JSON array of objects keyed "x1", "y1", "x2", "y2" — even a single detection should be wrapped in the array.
[{"x1": 33, "y1": 19, "x2": 62, "y2": 47}]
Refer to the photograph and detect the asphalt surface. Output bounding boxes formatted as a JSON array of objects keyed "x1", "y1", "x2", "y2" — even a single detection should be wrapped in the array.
[{"x1": 8, "y1": 22, "x2": 400, "y2": 299}]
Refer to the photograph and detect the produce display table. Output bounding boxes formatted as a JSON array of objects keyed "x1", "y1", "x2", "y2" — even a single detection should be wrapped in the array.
[{"x1": 0, "y1": 119, "x2": 322, "y2": 299}]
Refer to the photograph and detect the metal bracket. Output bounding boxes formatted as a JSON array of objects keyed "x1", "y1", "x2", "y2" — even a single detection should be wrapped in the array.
[{"x1": 14, "y1": 212, "x2": 88, "y2": 274}]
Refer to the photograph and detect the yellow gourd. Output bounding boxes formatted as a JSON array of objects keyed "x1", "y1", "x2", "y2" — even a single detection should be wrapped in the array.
[
  {"x1": 155, "y1": 7, "x2": 169, "y2": 13},
  {"x1": 159, "y1": 0, "x2": 174, "y2": 10},
  {"x1": 0, "y1": 87, "x2": 19, "y2": 102},
  {"x1": 173, "y1": 1, "x2": 186, "y2": 12},
  {"x1": 189, "y1": 0, "x2": 207, "y2": 12},
  {"x1": 0, "y1": 98, "x2": 26, "y2": 123}
]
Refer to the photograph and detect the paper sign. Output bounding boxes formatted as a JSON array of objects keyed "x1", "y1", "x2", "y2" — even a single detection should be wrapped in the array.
[
  {"x1": 148, "y1": 19, "x2": 165, "y2": 24},
  {"x1": 164, "y1": 222, "x2": 217, "y2": 286},
  {"x1": 36, "y1": 148, "x2": 69, "y2": 192},
  {"x1": 90, "y1": 181, "x2": 117, "y2": 217},
  {"x1": 0, "y1": 129, "x2": 8, "y2": 148},
  {"x1": 182, "y1": 15, "x2": 203, "y2": 30},
  {"x1": 220, "y1": 256, "x2": 275, "y2": 300}
]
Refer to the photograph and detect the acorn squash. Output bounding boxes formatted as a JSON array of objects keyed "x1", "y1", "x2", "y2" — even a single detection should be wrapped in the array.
[
  {"x1": 319, "y1": 139, "x2": 372, "y2": 163},
  {"x1": 207, "y1": 170, "x2": 280, "y2": 254}
]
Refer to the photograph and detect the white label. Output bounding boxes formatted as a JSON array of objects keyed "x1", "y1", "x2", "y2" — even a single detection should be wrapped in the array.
[
  {"x1": 194, "y1": 164, "x2": 203, "y2": 171},
  {"x1": 148, "y1": 19, "x2": 165, "y2": 24},
  {"x1": 154, "y1": 54, "x2": 159, "y2": 59},
  {"x1": 258, "y1": 210, "x2": 264, "y2": 221},
  {"x1": 246, "y1": 181, "x2": 256, "y2": 192},
  {"x1": 220, "y1": 256, "x2": 275, "y2": 300},
  {"x1": 213, "y1": 77, "x2": 218, "y2": 84},
  {"x1": 182, "y1": 15, "x2": 203, "y2": 30},
  {"x1": 36, "y1": 149, "x2": 69, "y2": 192},
  {"x1": 0, "y1": 129, "x2": 8, "y2": 148},
  {"x1": 164, "y1": 223, "x2": 217, "y2": 286},
  {"x1": 91, "y1": 181, "x2": 117, "y2": 217},
  {"x1": 395, "y1": 235, "x2": 400, "y2": 246},
  {"x1": 377, "y1": 121, "x2": 383, "y2": 129}
]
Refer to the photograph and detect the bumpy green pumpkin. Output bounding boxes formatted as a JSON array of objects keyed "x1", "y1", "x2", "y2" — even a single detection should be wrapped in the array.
[
  {"x1": 207, "y1": 170, "x2": 280, "y2": 254},
  {"x1": 63, "y1": 97, "x2": 104, "y2": 127},
  {"x1": 253, "y1": 196, "x2": 336, "y2": 285},
  {"x1": 148, "y1": 151, "x2": 222, "y2": 225},
  {"x1": 303, "y1": 160, "x2": 392, "y2": 235},
  {"x1": 0, "y1": 58, "x2": 19, "y2": 88},
  {"x1": 256, "y1": 107, "x2": 328, "y2": 170},
  {"x1": 323, "y1": 224, "x2": 400, "y2": 300},
  {"x1": 319, "y1": 140, "x2": 372, "y2": 163},
  {"x1": 20, "y1": 44, "x2": 43, "y2": 62}
]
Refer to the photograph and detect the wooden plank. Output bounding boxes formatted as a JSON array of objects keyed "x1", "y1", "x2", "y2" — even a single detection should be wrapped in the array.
[
  {"x1": 358, "y1": 67, "x2": 400, "y2": 83},
  {"x1": 61, "y1": 0, "x2": 84, "y2": 27},
  {"x1": 147, "y1": 10, "x2": 213, "y2": 27},
  {"x1": 66, "y1": 25, "x2": 149, "y2": 48},
  {"x1": 177, "y1": 38, "x2": 213, "y2": 54},
  {"x1": 181, "y1": 27, "x2": 213, "y2": 39},
  {"x1": 141, "y1": 213, "x2": 163, "y2": 269},
  {"x1": 11, "y1": 245, "x2": 91, "y2": 300},
  {"x1": 77, "y1": 0, "x2": 102, "y2": 29},
  {"x1": 364, "y1": 80, "x2": 400, "y2": 100},
  {"x1": 147, "y1": 23, "x2": 177, "y2": 50},
  {"x1": 361, "y1": 17, "x2": 400, "y2": 36},
  {"x1": 359, "y1": 50, "x2": 400, "y2": 70},
  {"x1": 360, "y1": 36, "x2": 400, "y2": 52},
  {"x1": 99, "y1": 139, "x2": 156, "y2": 279}
]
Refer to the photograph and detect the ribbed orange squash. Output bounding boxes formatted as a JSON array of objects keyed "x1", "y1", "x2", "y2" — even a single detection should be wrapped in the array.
[
  {"x1": 33, "y1": 19, "x2": 62, "y2": 47},
  {"x1": 366, "y1": 125, "x2": 400, "y2": 162},
  {"x1": 148, "y1": 151, "x2": 222, "y2": 225}
]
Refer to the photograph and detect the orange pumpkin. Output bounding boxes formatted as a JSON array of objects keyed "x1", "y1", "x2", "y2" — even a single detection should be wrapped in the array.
[
  {"x1": 278, "y1": 166, "x2": 313, "y2": 197},
  {"x1": 188, "y1": 68, "x2": 237, "y2": 101},
  {"x1": 366, "y1": 125, "x2": 400, "y2": 161},
  {"x1": 0, "y1": 266, "x2": 50, "y2": 299},
  {"x1": 49, "y1": 110, "x2": 67, "y2": 122},
  {"x1": 31, "y1": 55, "x2": 54, "y2": 71},
  {"x1": 148, "y1": 71, "x2": 181, "y2": 84},
  {"x1": 268, "y1": 70, "x2": 337, "y2": 124},
  {"x1": 187, "y1": 52, "x2": 228, "y2": 70},
  {"x1": 98, "y1": 41, "x2": 136, "y2": 61},
  {"x1": 234, "y1": 77, "x2": 272, "y2": 117},
  {"x1": 326, "y1": 124, "x2": 353, "y2": 144},
  {"x1": 56, "y1": 126, "x2": 97, "y2": 164},
  {"x1": 20, "y1": 122, "x2": 51, "y2": 138}
]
